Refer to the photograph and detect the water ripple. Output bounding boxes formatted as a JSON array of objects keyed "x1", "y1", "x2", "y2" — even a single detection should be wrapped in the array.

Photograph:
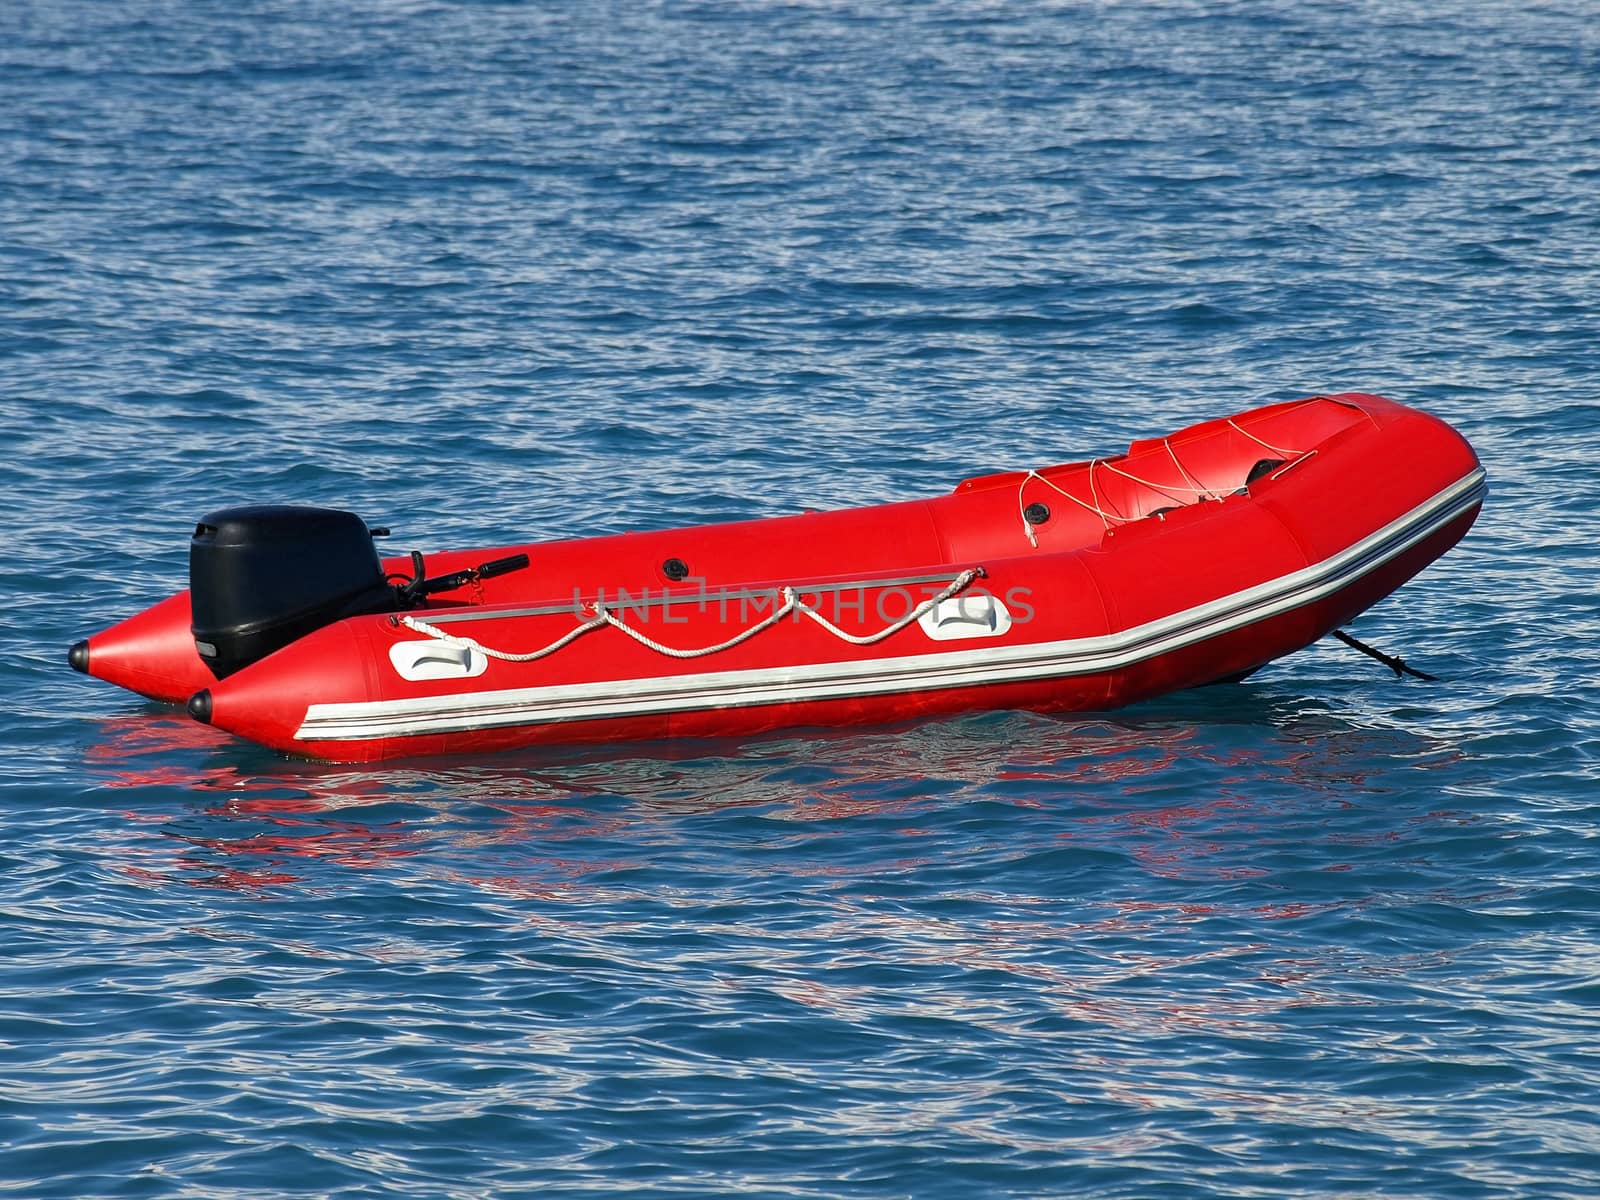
[{"x1": 5, "y1": 1, "x2": 1600, "y2": 1197}]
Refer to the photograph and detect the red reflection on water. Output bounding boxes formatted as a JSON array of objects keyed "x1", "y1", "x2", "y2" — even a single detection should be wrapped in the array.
[
  {"x1": 87, "y1": 713, "x2": 236, "y2": 791},
  {"x1": 85, "y1": 713, "x2": 434, "y2": 888},
  {"x1": 83, "y1": 699, "x2": 1455, "y2": 897},
  {"x1": 88, "y1": 712, "x2": 226, "y2": 756}
]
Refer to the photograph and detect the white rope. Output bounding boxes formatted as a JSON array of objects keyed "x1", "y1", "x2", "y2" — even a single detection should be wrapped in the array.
[
  {"x1": 1016, "y1": 407, "x2": 1315, "y2": 545},
  {"x1": 400, "y1": 611, "x2": 608, "y2": 662},
  {"x1": 1164, "y1": 437, "x2": 1211, "y2": 497},
  {"x1": 1018, "y1": 468, "x2": 1122, "y2": 546},
  {"x1": 1228, "y1": 418, "x2": 1302, "y2": 458},
  {"x1": 1089, "y1": 458, "x2": 1126, "y2": 524},
  {"x1": 792, "y1": 568, "x2": 982, "y2": 645},
  {"x1": 596, "y1": 591, "x2": 797, "y2": 659},
  {"x1": 398, "y1": 569, "x2": 983, "y2": 663},
  {"x1": 1101, "y1": 458, "x2": 1213, "y2": 501}
]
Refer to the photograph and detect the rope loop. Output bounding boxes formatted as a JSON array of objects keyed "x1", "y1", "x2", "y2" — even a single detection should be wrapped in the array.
[
  {"x1": 1228, "y1": 417, "x2": 1302, "y2": 458},
  {"x1": 400, "y1": 610, "x2": 609, "y2": 663},
  {"x1": 1017, "y1": 417, "x2": 1311, "y2": 545},
  {"x1": 1018, "y1": 468, "x2": 1121, "y2": 545},
  {"x1": 594, "y1": 588, "x2": 798, "y2": 659},
  {"x1": 792, "y1": 568, "x2": 982, "y2": 646}
]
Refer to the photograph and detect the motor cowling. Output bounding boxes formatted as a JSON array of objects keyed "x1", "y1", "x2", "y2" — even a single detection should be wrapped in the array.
[{"x1": 190, "y1": 505, "x2": 396, "y2": 679}]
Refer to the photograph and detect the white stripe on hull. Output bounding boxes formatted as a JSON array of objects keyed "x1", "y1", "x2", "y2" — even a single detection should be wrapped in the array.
[{"x1": 296, "y1": 469, "x2": 1486, "y2": 742}]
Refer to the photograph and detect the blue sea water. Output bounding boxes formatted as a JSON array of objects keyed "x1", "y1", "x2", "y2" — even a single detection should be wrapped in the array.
[{"x1": 4, "y1": 0, "x2": 1600, "y2": 1195}]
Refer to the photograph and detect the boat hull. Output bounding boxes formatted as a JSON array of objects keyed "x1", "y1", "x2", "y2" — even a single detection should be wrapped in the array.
[{"x1": 73, "y1": 394, "x2": 1486, "y2": 762}]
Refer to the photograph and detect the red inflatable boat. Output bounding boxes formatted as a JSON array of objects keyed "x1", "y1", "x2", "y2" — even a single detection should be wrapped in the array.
[{"x1": 71, "y1": 393, "x2": 1485, "y2": 762}]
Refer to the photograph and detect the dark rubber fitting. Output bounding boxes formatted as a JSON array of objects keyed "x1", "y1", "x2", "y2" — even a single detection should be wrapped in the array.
[{"x1": 187, "y1": 690, "x2": 213, "y2": 724}]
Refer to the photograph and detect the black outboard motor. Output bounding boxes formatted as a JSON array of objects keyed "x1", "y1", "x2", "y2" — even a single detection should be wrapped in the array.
[{"x1": 190, "y1": 505, "x2": 396, "y2": 679}]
